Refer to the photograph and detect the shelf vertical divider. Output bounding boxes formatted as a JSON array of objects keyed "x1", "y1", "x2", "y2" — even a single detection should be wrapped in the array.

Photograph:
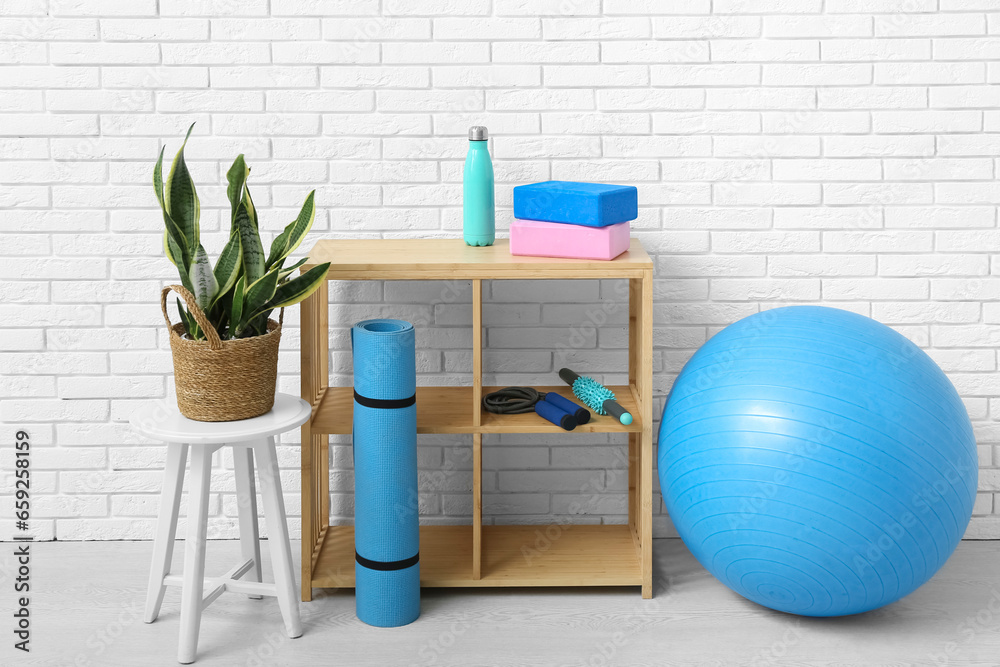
[
  {"x1": 318, "y1": 279, "x2": 330, "y2": 541},
  {"x1": 639, "y1": 269, "x2": 654, "y2": 598},
  {"x1": 472, "y1": 279, "x2": 484, "y2": 580},
  {"x1": 299, "y1": 278, "x2": 321, "y2": 601},
  {"x1": 627, "y1": 278, "x2": 640, "y2": 552}
]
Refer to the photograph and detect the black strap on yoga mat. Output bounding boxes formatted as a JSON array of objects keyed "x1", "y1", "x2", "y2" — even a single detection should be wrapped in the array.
[
  {"x1": 355, "y1": 551, "x2": 420, "y2": 571},
  {"x1": 353, "y1": 391, "x2": 416, "y2": 409}
]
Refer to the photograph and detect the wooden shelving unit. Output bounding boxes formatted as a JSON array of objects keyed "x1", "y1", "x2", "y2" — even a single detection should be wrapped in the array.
[{"x1": 299, "y1": 238, "x2": 654, "y2": 600}]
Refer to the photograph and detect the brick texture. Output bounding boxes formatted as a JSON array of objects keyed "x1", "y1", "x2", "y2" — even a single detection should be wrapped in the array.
[{"x1": 0, "y1": 3, "x2": 998, "y2": 541}]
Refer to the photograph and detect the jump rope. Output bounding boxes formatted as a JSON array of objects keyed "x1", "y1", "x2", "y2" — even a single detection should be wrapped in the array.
[{"x1": 482, "y1": 368, "x2": 633, "y2": 431}]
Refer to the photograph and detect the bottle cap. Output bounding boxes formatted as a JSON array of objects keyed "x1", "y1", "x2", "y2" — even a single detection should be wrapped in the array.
[{"x1": 469, "y1": 126, "x2": 488, "y2": 141}]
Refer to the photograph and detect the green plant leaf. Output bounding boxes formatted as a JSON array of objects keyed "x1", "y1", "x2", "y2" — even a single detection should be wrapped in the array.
[
  {"x1": 262, "y1": 262, "x2": 330, "y2": 310},
  {"x1": 236, "y1": 200, "x2": 265, "y2": 285},
  {"x1": 165, "y1": 216, "x2": 191, "y2": 269},
  {"x1": 277, "y1": 257, "x2": 309, "y2": 282},
  {"x1": 156, "y1": 146, "x2": 189, "y2": 269},
  {"x1": 225, "y1": 154, "x2": 248, "y2": 231},
  {"x1": 188, "y1": 244, "x2": 218, "y2": 312},
  {"x1": 229, "y1": 276, "x2": 245, "y2": 337},
  {"x1": 266, "y1": 228, "x2": 292, "y2": 271},
  {"x1": 178, "y1": 269, "x2": 196, "y2": 297},
  {"x1": 244, "y1": 178, "x2": 258, "y2": 230},
  {"x1": 212, "y1": 232, "x2": 242, "y2": 304},
  {"x1": 163, "y1": 123, "x2": 200, "y2": 252},
  {"x1": 163, "y1": 231, "x2": 183, "y2": 268},
  {"x1": 167, "y1": 246, "x2": 197, "y2": 296},
  {"x1": 161, "y1": 204, "x2": 190, "y2": 270},
  {"x1": 266, "y1": 190, "x2": 316, "y2": 269},
  {"x1": 243, "y1": 312, "x2": 270, "y2": 338},
  {"x1": 153, "y1": 145, "x2": 166, "y2": 208},
  {"x1": 210, "y1": 292, "x2": 229, "y2": 339},
  {"x1": 238, "y1": 266, "x2": 281, "y2": 334},
  {"x1": 176, "y1": 298, "x2": 202, "y2": 340},
  {"x1": 175, "y1": 298, "x2": 189, "y2": 334}
]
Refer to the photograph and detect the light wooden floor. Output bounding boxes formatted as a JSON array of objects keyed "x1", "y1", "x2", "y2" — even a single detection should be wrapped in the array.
[{"x1": 2, "y1": 539, "x2": 999, "y2": 666}]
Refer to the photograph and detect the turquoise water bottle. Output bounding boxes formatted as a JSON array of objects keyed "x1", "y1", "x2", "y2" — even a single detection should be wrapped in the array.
[{"x1": 463, "y1": 126, "x2": 495, "y2": 247}]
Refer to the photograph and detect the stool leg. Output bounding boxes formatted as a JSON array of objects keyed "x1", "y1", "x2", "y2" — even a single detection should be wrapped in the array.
[
  {"x1": 233, "y1": 444, "x2": 263, "y2": 599},
  {"x1": 255, "y1": 437, "x2": 303, "y2": 639},
  {"x1": 178, "y1": 446, "x2": 213, "y2": 665},
  {"x1": 145, "y1": 442, "x2": 188, "y2": 624}
]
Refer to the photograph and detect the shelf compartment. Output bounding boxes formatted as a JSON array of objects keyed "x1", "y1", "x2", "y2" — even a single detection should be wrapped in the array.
[
  {"x1": 310, "y1": 385, "x2": 641, "y2": 435},
  {"x1": 310, "y1": 524, "x2": 641, "y2": 589},
  {"x1": 311, "y1": 386, "x2": 475, "y2": 435},
  {"x1": 480, "y1": 385, "x2": 641, "y2": 433},
  {"x1": 481, "y1": 524, "x2": 640, "y2": 586},
  {"x1": 313, "y1": 525, "x2": 473, "y2": 588}
]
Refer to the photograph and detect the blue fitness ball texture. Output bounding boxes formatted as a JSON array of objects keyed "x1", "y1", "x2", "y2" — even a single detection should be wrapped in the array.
[{"x1": 658, "y1": 306, "x2": 977, "y2": 617}]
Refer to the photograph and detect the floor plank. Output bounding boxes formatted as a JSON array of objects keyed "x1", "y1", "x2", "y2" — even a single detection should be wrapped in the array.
[{"x1": 1, "y1": 539, "x2": 998, "y2": 666}]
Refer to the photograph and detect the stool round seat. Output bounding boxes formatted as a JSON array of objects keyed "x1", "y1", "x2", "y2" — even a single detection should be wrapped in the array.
[
  {"x1": 130, "y1": 393, "x2": 311, "y2": 445},
  {"x1": 131, "y1": 393, "x2": 309, "y2": 664}
]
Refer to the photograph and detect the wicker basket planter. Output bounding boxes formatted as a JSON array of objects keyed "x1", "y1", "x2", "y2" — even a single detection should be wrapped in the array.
[{"x1": 161, "y1": 284, "x2": 283, "y2": 422}]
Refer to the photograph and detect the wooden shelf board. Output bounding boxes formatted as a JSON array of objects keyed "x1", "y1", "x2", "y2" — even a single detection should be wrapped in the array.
[
  {"x1": 481, "y1": 524, "x2": 641, "y2": 586},
  {"x1": 310, "y1": 524, "x2": 641, "y2": 589},
  {"x1": 311, "y1": 386, "x2": 475, "y2": 435},
  {"x1": 480, "y1": 385, "x2": 641, "y2": 433},
  {"x1": 312, "y1": 525, "x2": 473, "y2": 589},
  {"x1": 303, "y1": 238, "x2": 653, "y2": 280},
  {"x1": 310, "y1": 385, "x2": 641, "y2": 435}
]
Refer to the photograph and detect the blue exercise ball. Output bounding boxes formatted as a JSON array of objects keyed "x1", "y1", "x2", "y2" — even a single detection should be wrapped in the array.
[{"x1": 658, "y1": 306, "x2": 977, "y2": 617}]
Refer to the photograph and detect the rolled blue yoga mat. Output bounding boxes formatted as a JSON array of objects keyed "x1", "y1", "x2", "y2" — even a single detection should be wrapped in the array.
[{"x1": 351, "y1": 318, "x2": 420, "y2": 627}]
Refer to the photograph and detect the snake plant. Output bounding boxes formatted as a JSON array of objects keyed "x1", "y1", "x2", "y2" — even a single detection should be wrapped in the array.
[{"x1": 154, "y1": 123, "x2": 331, "y2": 340}]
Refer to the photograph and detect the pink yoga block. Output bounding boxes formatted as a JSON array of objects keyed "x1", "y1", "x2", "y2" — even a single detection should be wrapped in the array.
[{"x1": 509, "y1": 219, "x2": 631, "y2": 261}]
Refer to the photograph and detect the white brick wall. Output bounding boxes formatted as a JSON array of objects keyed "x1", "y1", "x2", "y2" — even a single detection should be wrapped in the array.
[{"x1": 1, "y1": 1, "x2": 999, "y2": 541}]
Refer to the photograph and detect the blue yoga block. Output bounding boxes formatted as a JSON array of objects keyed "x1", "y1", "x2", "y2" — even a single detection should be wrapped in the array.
[{"x1": 512, "y1": 181, "x2": 638, "y2": 227}]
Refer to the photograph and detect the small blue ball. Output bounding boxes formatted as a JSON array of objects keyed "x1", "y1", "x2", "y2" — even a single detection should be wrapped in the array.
[{"x1": 658, "y1": 306, "x2": 977, "y2": 616}]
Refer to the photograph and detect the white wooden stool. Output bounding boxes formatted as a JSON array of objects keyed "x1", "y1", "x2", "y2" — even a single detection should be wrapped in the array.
[{"x1": 130, "y1": 393, "x2": 311, "y2": 664}]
